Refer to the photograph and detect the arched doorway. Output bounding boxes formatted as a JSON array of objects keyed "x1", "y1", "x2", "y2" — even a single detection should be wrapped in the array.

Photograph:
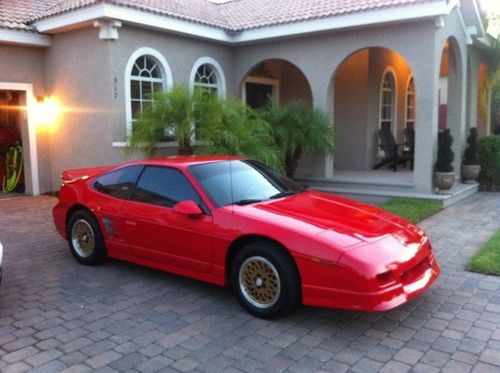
[
  {"x1": 438, "y1": 37, "x2": 464, "y2": 172},
  {"x1": 241, "y1": 59, "x2": 312, "y2": 109},
  {"x1": 332, "y1": 47, "x2": 415, "y2": 173}
]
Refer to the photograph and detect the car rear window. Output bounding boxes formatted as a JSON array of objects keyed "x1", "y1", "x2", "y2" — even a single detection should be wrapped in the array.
[{"x1": 93, "y1": 165, "x2": 143, "y2": 200}]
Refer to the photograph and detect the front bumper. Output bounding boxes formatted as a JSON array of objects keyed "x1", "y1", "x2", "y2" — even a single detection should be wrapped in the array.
[{"x1": 300, "y1": 250, "x2": 440, "y2": 312}]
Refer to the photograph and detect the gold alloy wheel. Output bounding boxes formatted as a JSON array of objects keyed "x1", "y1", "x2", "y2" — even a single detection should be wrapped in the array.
[
  {"x1": 238, "y1": 256, "x2": 281, "y2": 309},
  {"x1": 71, "y1": 219, "x2": 95, "y2": 258}
]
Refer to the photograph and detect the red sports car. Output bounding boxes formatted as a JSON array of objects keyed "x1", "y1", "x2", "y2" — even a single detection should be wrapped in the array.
[{"x1": 53, "y1": 156, "x2": 440, "y2": 318}]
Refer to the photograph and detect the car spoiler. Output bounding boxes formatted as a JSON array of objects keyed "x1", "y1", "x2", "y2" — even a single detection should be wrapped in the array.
[{"x1": 61, "y1": 165, "x2": 114, "y2": 184}]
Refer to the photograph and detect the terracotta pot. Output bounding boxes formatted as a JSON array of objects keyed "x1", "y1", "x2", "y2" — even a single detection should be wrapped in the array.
[
  {"x1": 462, "y1": 164, "x2": 481, "y2": 183},
  {"x1": 434, "y1": 171, "x2": 455, "y2": 191}
]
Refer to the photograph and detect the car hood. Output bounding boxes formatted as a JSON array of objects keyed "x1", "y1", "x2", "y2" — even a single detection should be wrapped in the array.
[{"x1": 250, "y1": 190, "x2": 420, "y2": 246}]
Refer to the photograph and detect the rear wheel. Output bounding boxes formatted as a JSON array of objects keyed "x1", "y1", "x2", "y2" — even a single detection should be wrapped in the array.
[
  {"x1": 230, "y1": 241, "x2": 300, "y2": 318},
  {"x1": 68, "y1": 210, "x2": 106, "y2": 265}
]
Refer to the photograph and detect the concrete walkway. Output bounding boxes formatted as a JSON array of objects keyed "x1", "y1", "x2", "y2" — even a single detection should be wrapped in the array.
[{"x1": 0, "y1": 193, "x2": 499, "y2": 372}]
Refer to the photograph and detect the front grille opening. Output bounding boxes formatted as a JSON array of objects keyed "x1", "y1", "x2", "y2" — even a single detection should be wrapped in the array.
[
  {"x1": 376, "y1": 270, "x2": 396, "y2": 287},
  {"x1": 401, "y1": 258, "x2": 431, "y2": 284}
]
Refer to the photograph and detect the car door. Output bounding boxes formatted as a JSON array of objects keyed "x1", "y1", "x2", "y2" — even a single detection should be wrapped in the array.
[
  {"x1": 122, "y1": 165, "x2": 214, "y2": 273},
  {"x1": 90, "y1": 165, "x2": 144, "y2": 253}
]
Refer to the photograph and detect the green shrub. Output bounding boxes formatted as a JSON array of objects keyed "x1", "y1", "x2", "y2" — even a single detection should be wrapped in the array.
[{"x1": 478, "y1": 135, "x2": 500, "y2": 185}]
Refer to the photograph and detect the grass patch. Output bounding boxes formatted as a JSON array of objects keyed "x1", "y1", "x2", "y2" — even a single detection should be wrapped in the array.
[
  {"x1": 379, "y1": 198, "x2": 443, "y2": 223},
  {"x1": 467, "y1": 230, "x2": 500, "y2": 276}
]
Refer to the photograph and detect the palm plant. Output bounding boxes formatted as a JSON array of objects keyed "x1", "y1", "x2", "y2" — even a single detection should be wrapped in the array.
[
  {"x1": 128, "y1": 85, "x2": 200, "y2": 156},
  {"x1": 196, "y1": 97, "x2": 283, "y2": 171},
  {"x1": 128, "y1": 85, "x2": 283, "y2": 170},
  {"x1": 260, "y1": 101, "x2": 334, "y2": 177}
]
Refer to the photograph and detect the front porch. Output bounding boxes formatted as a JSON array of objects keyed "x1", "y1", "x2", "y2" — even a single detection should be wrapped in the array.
[{"x1": 301, "y1": 170, "x2": 478, "y2": 207}]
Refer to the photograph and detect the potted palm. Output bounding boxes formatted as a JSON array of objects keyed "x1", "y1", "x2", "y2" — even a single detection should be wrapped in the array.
[
  {"x1": 434, "y1": 129, "x2": 455, "y2": 191},
  {"x1": 462, "y1": 127, "x2": 481, "y2": 183}
]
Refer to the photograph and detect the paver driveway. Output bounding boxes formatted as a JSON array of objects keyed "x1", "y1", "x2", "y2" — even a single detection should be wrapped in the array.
[{"x1": 0, "y1": 193, "x2": 499, "y2": 372}]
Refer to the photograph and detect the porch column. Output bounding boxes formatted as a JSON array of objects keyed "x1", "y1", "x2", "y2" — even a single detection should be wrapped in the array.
[
  {"x1": 466, "y1": 52, "x2": 481, "y2": 131},
  {"x1": 447, "y1": 44, "x2": 467, "y2": 175},
  {"x1": 310, "y1": 77, "x2": 334, "y2": 179},
  {"x1": 412, "y1": 54, "x2": 441, "y2": 194}
]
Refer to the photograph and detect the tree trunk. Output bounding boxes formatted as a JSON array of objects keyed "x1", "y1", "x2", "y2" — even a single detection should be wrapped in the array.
[{"x1": 285, "y1": 147, "x2": 302, "y2": 178}]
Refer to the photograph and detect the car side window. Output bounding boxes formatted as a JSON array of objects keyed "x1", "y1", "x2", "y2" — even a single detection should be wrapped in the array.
[
  {"x1": 131, "y1": 166, "x2": 201, "y2": 207},
  {"x1": 93, "y1": 165, "x2": 143, "y2": 200}
]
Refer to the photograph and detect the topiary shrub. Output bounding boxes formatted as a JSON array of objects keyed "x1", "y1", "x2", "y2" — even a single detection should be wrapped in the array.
[
  {"x1": 435, "y1": 129, "x2": 454, "y2": 172},
  {"x1": 463, "y1": 128, "x2": 480, "y2": 165},
  {"x1": 478, "y1": 135, "x2": 500, "y2": 188}
]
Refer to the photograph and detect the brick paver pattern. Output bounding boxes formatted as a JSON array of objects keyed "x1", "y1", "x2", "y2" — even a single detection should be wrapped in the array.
[{"x1": 0, "y1": 193, "x2": 499, "y2": 372}]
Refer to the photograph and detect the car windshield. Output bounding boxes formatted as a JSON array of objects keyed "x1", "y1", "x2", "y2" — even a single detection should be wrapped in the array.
[{"x1": 189, "y1": 160, "x2": 305, "y2": 207}]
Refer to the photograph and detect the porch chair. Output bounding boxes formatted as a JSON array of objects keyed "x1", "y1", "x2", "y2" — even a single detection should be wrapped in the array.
[
  {"x1": 373, "y1": 122, "x2": 410, "y2": 172},
  {"x1": 403, "y1": 123, "x2": 415, "y2": 171}
]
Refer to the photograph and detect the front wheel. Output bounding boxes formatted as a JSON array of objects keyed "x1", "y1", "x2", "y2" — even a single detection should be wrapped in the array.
[
  {"x1": 68, "y1": 210, "x2": 106, "y2": 265},
  {"x1": 230, "y1": 242, "x2": 300, "y2": 318}
]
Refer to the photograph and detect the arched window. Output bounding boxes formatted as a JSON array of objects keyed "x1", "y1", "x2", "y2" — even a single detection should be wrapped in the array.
[
  {"x1": 379, "y1": 70, "x2": 396, "y2": 134},
  {"x1": 194, "y1": 64, "x2": 219, "y2": 94},
  {"x1": 125, "y1": 47, "x2": 172, "y2": 138},
  {"x1": 405, "y1": 77, "x2": 416, "y2": 130},
  {"x1": 189, "y1": 57, "x2": 226, "y2": 98},
  {"x1": 130, "y1": 55, "x2": 164, "y2": 121}
]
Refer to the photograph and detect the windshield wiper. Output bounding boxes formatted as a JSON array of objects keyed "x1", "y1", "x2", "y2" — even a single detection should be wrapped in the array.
[
  {"x1": 269, "y1": 190, "x2": 302, "y2": 199},
  {"x1": 233, "y1": 199, "x2": 264, "y2": 206}
]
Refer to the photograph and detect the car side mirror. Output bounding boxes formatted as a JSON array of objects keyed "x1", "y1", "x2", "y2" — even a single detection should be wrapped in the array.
[{"x1": 173, "y1": 200, "x2": 203, "y2": 219}]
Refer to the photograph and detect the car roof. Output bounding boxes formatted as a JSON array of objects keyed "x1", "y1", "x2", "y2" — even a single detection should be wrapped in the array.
[{"x1": 127, "y1": 155, "x2": 245, "y2": 168}]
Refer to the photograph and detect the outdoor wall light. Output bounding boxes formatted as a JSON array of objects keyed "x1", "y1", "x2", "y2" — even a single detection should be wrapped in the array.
[{"x1": 33, "y1": 96, "x2": 61, "y2": 129}]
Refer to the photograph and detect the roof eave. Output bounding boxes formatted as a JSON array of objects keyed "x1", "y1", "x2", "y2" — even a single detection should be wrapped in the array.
[
  {"x1": 0, "y1": 28, "x2": 51, "y2": 47},
  {"x1": 231, "y1": 1, "x2": 457, "y2": 44},
  {"x1": 32, "y1": 3, "x2": 234, "y2": 43},
  {"x1": 32, "y1": 1, "x2": 456, "y2": 45}
]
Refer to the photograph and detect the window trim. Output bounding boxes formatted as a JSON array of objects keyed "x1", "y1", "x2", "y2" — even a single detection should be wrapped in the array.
[
  {"x1": 405, "y1": 75, "x2": 415, "y2": 130},
  {"x1": 189, "y1": 56, "x2": 226, "y2": 98},
  {"x1": 242, "y1": 76, "x2": 280, "y2": 107},
  {"x1": 379, "y1": 67, "x2": 397, "y2": 137},
  {"x1": 124, "y1": 47, "x2": 173, "y2": 139}
]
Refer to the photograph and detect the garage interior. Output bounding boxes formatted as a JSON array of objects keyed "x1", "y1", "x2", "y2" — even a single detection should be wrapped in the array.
[{"x1": 0, "y1": 90, "x2": 25, "y2": 195}]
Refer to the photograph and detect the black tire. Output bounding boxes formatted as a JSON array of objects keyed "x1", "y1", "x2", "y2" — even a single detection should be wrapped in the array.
[
  {"x1": 67, "y1": 210, "x2": 106, "y2": 265},
  {"x1": 230, "y1": 241, "x2": 300, "y2": 319}
]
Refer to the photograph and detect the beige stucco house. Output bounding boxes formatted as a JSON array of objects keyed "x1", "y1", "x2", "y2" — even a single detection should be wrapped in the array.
[{"x1": 0, "y1": 0, "x2": 494, "y2": 201}]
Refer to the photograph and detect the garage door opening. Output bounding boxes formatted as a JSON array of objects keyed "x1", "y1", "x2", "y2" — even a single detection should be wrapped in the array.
[{"x1": 0, "y1": 90, "x2": 25, "y2": 195}]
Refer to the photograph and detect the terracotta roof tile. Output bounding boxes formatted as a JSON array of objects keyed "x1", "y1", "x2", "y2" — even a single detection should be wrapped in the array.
[
  {"x1": 218, "y1": 0, "x2": 441, "y2": 31},
  {"x1": 1, "y1": 0, "x2": 443, "y2": 32},
  {"x1": 0, "y1": 0, "x2": 58, "y2": 30}
]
